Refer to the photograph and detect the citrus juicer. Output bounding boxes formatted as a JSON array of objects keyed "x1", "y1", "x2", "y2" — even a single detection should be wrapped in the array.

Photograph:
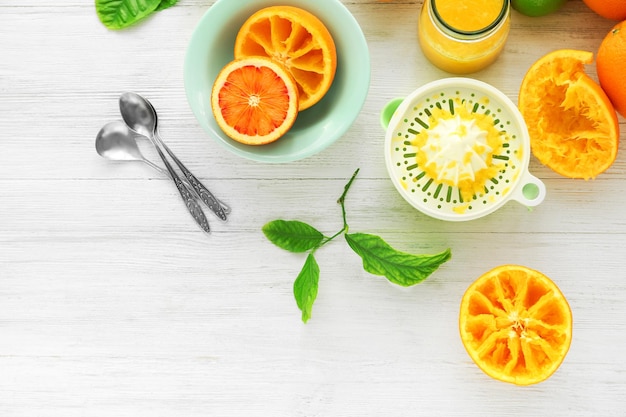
[{"x1": 382, "y1": 77, "x2": 545, "y2": 222}]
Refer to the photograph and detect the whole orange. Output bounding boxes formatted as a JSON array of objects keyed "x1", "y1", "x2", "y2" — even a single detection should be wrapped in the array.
[
  {"x1": 597, "y1": 21, "x2": 626, "y2": 118},
  {"x1": 582, "y1": 0, "x2": 626, "y2": 20}
]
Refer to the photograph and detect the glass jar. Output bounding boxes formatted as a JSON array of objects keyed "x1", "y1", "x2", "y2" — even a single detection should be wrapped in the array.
[{"x1": 418, "y1": 0, "x2": 511, "y2": 74}]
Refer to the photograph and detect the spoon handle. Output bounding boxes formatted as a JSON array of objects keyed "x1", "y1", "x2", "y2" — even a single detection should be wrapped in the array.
[
  {"x1": 144, "y1": 159, "x2": 231, "y2": 215},
  {"x1": 155, "y1": 132, "x2": 228, "y2": 221},
  {"x1": 154, "y1": 145, "x2": 211, "y2": 233}
]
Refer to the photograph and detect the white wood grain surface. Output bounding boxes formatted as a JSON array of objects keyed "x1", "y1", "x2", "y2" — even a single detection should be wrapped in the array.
[{"x1": 2, "y1": 0, "x2": 626, "y2": 416}]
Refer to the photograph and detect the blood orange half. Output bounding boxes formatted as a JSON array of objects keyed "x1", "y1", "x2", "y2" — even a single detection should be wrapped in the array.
[{"x1": 211, "y1": 57, "x2": 299, "y2": 145}]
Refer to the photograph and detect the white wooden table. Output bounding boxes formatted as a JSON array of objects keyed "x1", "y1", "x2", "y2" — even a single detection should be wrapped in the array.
[{"x1": 2, "y1": 1, "x2": 625, "y2": 415}]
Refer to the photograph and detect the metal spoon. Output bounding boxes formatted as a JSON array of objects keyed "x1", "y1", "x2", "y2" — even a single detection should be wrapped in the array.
[
  {"x1": 95, "y1": 121, "x2": 230, "y2": 214},
  {"x1": 96, "y1": 120, "x2": 167, "y2": 174},
  {"x1": 96, "y1": 120, "x2": 211, "y2": 233},
  {"x1": 118, "y1": 92, "x2": 228, "y2": 222}
]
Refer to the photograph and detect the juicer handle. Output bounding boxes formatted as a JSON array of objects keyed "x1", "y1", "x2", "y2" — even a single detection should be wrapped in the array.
[
  {"x1": 380, "y1": 98, "x2": 405, "y2": 129},
  {"x1": 511, "y1": 171, "x2": 546, "y2": 208}
]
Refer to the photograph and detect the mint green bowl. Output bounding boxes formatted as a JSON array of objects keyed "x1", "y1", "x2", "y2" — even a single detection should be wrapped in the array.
[{"x1": 184, "y1": 0, "x2": 370, "y2": 163}]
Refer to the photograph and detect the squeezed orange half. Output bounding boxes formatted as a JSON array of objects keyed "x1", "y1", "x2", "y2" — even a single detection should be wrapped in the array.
[{"x1": 459, "y1": 265, "x2": 573, "y2": 385}]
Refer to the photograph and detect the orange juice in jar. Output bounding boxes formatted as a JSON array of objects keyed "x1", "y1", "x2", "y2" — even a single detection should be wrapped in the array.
[{"x1": 418, "y1": 0, "x2": 511, "y2": 74}]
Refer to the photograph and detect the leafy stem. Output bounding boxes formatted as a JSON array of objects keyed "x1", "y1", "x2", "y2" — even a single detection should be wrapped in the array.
[
  {"x1": 317, "y1": 168, "x2": 360, "y2": 247},
  {"x1": 262, "y1": 168, "x2": 452, "y2": 323},
  {"x1": 338, "y1": 167, "x2": 359, "y2": 230}
]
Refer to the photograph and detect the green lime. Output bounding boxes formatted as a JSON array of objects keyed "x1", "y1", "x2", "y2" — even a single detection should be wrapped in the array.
[{"x1": 512, "y1": 0, "x2": 567, "y2": 17}]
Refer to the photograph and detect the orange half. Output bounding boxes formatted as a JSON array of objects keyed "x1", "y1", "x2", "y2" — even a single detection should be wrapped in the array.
[
  {"x1": 211, "y1": 57, "x2": 299, "y2": 145},
  {"x1": 518, "y1": 49, "x2": 619, "y2": 179},
  {"x1": 459, "y1": 265, "x2": 573, "y2": 385},
  {"x1": 234, "y1": 6, "x2": 337, "y2": 111}
]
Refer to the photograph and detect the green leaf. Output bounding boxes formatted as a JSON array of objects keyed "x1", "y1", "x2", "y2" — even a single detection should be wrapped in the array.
[
  {"x1": 293, "y1": 253, "x2": 320, "y2": 323},
  {"x1": 262, "y1": 220, "x2": 325, "y2": 253},
  {"x1": 155, "y1": 0, "x2": 178, "y2": 11},
  {"x1": 96, "y1": 0, "x2": 162, "y2": 30},
  {"x1": 345, "y1": 233, "x2": 451, "y2": 287}
]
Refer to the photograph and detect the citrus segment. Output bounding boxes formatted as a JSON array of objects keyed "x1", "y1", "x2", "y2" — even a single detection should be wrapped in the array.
[
  {"x1": 211, "y1": 57, "x2": 299, "y2": 145},
  {"x1": 518, "y1": 49, "x2": 619, "y2": 179},
  {"x1": 234, "y1": 6, "x2": 337, "y2": 111},
  {"x1": 459, "y1": 265, "x2": 573, "y2": 385},
  {"x1": 597, "y1": 21, "x2": 626, "y2": 118}
]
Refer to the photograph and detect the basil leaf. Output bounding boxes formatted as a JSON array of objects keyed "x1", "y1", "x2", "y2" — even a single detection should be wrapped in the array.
[
  {"x1": 96, "y1": 0, "x2": 161, "y2": 30},
  {"x1": 294, "y1": 253, "x2": 320, "y2": 323},
  {"x1": 156, "y1": 0, "x2": 178, "y2": 11},
  {"x1": 345, "y1": 233, "x2": 451, "y2": 287},
  {"x1": 262, "y1": 220, "x2": 325, "y2": 253}
]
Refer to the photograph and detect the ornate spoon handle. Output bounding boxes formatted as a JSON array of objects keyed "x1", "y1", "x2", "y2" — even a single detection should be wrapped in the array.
[
  {"x1": 142, "y1": 160, "x2": 230, "y2": 214},
  {"x1": 155, "y1": 145, "x2": 211, "y2": 233},
  {"x1": 155, "y1": 132, "x2": 228, "y2": 221}
]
